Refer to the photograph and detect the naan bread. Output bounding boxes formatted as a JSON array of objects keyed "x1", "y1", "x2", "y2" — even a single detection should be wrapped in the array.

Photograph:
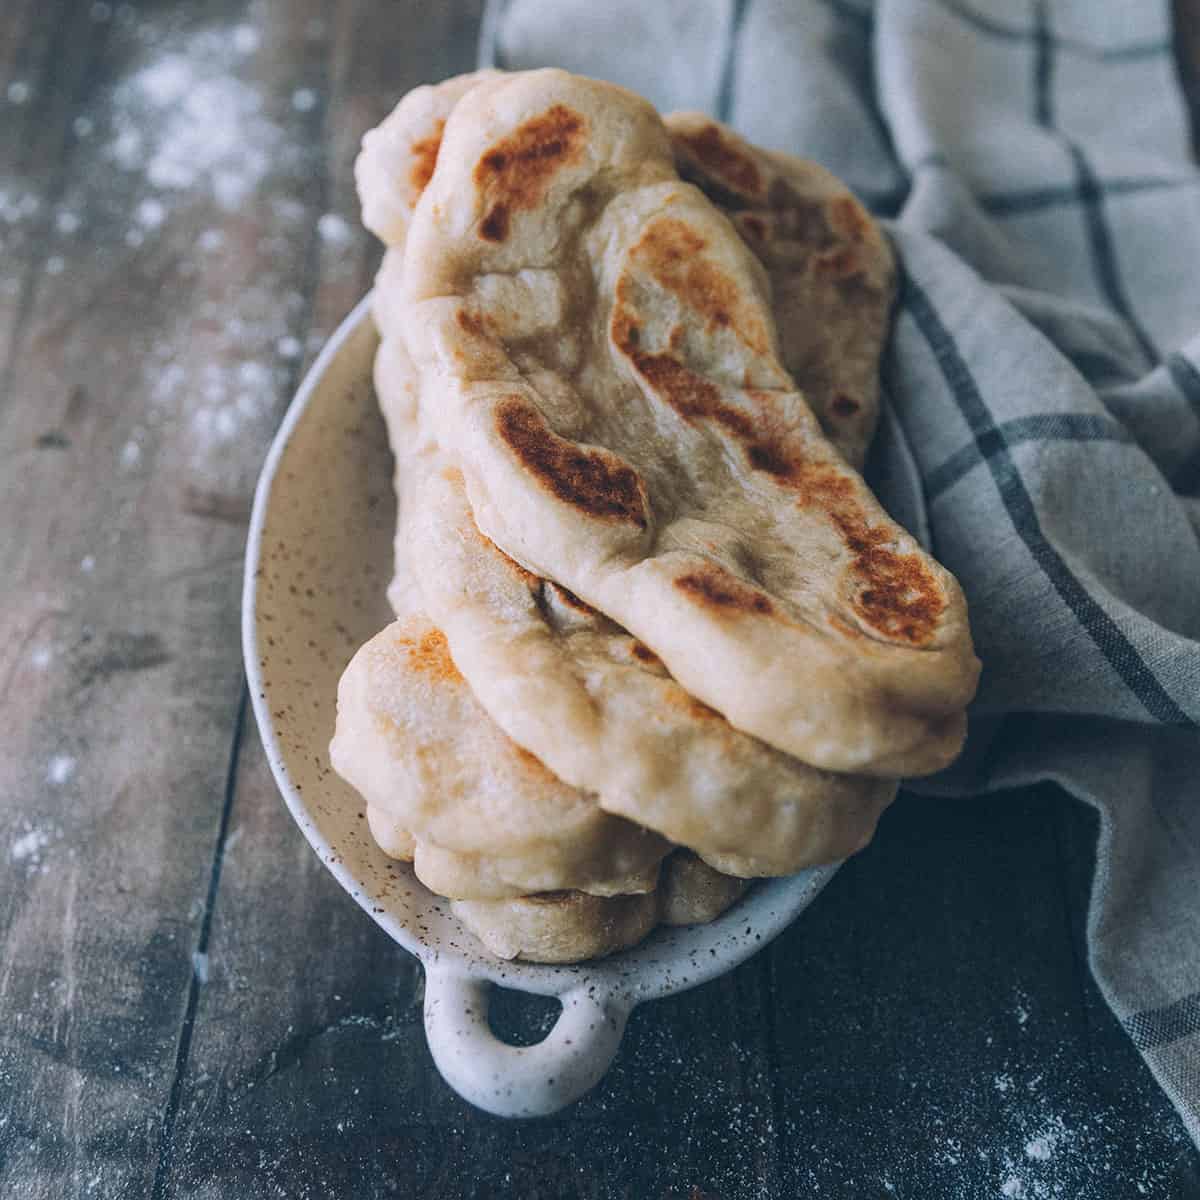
[
  {"x1": 365, "y1": 804, "x2": 660, "y2": 900},
  {"x1": 357, "y1": 92, "x2": 900, "y2": 873},
  {"x1": 375, "y1": 333, "x2": 897, "y2": 877},
  {"x1": 451, "y1": 889, "x2": 659, "y2": 963},
  {"x1": 365, "y1": 807, "x2": 416, "y2": 860},
  {"x1": 666, "y1": 113, "x2": 894, "y2": 470},
  {"x1": 450, "y1": 851, "x2": 748, "y2": 963},
  {"x1": 363, "y1": 801, "x2": 751, "y2": 962},
  {"x1": 397, "y1": 69, "x2": 979, "y2": 776},
  {"x1": 658, "y1": 851, "x2": 750, "y2": 927},
  {"x1": 330, "y1": 619, "x2": 669, "y2": 893},
  {"x1": 357, "y1": 79, "x2": 902, "y2": 873},
  {"x1": 355, "y1": 70, "x2": 503, "y2": 249}
]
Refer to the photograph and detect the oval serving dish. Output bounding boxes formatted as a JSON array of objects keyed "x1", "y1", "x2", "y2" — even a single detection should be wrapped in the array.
[{"x1": 242, "y1": 295, "x2": 839, "y2": 1117}]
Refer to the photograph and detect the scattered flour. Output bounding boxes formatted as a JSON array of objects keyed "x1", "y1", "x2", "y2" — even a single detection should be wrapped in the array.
[
  {"x1": 0, "y1": 191, "x2": 39, "y2": 224},
  {"x1": 11, "y1": 827, "x2": 50, "y2": 864},
  {"x1": 135, "y1": 197, "x2": 166, "y2": 228},
  {"x1": 1025, "y1": 1133, "x2": 1056, "y2": 1161},
  {"x1": 1014, "y1": 989, "x2": 1031, "y2": 1028},
  {"x1": 0, "y1": 18, "x2": 326, "y2": 462},
  {"x1": 106, "y1": 28, "x2": 282, "y2": 212},
  {"x1": 30, "y1": 646, "x2": 53, "y2": 669},
  {"x1": 80, "y1": 555, "x2": 96, "y2": 573},
  {"x1": 185, "y1": 356, "x2": 285, "y2": 448},
  {"x1": 47, "y1": 755, "x2": 77, "y2": 785},
  {"x1": 231, "y1": 24, "x2": 260, "y2": 55},
  {"x1": 317, "y1": 212, "x2": 353, "y2": 244}
]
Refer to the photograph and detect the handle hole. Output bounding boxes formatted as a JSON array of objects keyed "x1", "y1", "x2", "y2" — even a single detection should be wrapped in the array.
[{"x1": 487, "y1": 986, "x2": 562, "y2": 1047}]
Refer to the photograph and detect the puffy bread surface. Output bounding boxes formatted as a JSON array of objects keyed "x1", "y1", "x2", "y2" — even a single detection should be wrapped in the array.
[{"x1": 395, "y1": 69, "x2": 979, "y2": 775}]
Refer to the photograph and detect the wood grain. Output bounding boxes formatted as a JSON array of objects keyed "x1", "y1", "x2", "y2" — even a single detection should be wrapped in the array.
[
  {"x1": 0, "y1": 1, "x2": 351, "y2": 1195},
  {"x1": 1, "y1": 3, "x2": 1198, "y2": 1199}
]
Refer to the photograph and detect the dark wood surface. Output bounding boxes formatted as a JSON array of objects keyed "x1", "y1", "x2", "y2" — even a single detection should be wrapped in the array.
[{"x1": 1, "y1": 3, "x2": 1198, "y2": 1197}]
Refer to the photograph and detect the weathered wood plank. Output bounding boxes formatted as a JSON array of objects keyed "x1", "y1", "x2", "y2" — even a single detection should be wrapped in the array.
[
  {"x1": 0, "y1": 0, "x2": 85, "y2": 387},
  {"x1": 0, "y1": 2, "x2": 346, "y2": 1196}
]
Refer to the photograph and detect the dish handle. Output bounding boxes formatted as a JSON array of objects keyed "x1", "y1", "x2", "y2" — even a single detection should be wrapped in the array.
[{"x1": 422, "y1": 964, "x2": 631, "y2": 1117}]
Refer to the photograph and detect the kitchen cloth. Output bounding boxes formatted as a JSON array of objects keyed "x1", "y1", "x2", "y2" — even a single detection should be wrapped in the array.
[{"x1": 481, "y1": 0, "x2": 1200, "y2": 1142}]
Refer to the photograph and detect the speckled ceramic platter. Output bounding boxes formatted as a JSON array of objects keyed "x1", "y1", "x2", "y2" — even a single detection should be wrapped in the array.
[{"x1": 243, "y1": 295, "x2": 839, "y2": 1117}]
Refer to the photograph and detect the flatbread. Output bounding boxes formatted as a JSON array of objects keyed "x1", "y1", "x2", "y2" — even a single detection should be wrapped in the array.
[
  {"x1": 666, "y1": 112, "x2": 894, "y2": 470},
  {"x1": 365, "y1": 807, "x2": 416, "y2": 860},
  {"x1": 329, "y1": 619, "x2": 669, "y2": 891},
  {"x1": 355, "y1": 70, "x2": 503, "y2": 249},
  {"x1": 365, "y1": 804, "x2": 660, "y2": 900},
  {"x1": 397, "y1": 69, "x2": 979, "y2": 776},
  {"x1": 375, "y1": 334, "x2": 897, "y2": 877},
  {"x1": 451, "y1": 889, "x2": 659, "y2": 964},
  {"x1": 450, "y1": 851, "x2": 749, "y2": 963},
  {"x1": 658, "y1": 851, "x2": 750, "y2": 927}
]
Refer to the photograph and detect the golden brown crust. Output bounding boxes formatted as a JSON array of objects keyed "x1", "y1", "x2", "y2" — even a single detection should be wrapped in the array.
[
  {"x1": 670, "y1": 121, "x2": 765, "y2": 200},
  {"x1": 627, "y1": 217, "x2": 770, "y2": 352},
  {"x1": 673, "y1": 564, "x2": 776, "y2": 618},
  {"x1": 395, "y1": 626, "x2": 462, "y2": 682},
  {"x1": 666, "y1": 113, "x2": 896, "y2": 472},
  {"x1": 409, "y1": 119, "x2": 446, "y2": 196},
  {"x1": 495, "y1": 397, "x2": 648, "y2": 528},
  {"x1": 473, "y1": 103, "x2": 588, "y2": 242}
]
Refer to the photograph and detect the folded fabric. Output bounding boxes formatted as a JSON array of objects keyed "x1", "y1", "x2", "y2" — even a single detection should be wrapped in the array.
[{"x1": 484, "y1": 0, "x2": 1200, "y2": 1142}]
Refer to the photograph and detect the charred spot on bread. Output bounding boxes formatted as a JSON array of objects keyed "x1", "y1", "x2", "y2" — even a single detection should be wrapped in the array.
[
  {"x1": 674, "y1": 564, "x2": 775, "y2": 616},
  {"x1": 495, "y1": 397, "x2": 648, "y2": 527},
  {"x1": 409, "y1": 119, "x2": 446, "y2": 196},
  {"x1": 398, "y1": 628, "x2": 462, "y2": 681},
  {"x1": 473, "y1": 104, "x2": 587, "y2": 242},
  {"x1": 674, "y1": 122, "x2": 764, "y2": 198}
]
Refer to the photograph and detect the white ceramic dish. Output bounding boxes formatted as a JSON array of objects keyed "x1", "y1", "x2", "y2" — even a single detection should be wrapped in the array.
[{"x1": 243, "y1": 295, "x2": 838, "y2": 1117}]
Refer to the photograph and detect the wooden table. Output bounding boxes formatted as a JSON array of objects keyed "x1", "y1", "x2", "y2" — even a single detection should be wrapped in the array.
[{"x1": 3, "y1": 3, "x2": 1199, "y2": 1197}]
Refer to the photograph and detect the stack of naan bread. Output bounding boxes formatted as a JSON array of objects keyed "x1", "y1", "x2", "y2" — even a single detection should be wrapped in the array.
[{"x1": 330, "y1": 69, "x2": 980, "y2": 963}]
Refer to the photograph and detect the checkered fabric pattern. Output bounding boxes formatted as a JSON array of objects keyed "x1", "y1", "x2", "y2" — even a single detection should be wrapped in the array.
[{"x1": 482, "y1": 0, "x2": 1200, "y2": 1141}]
